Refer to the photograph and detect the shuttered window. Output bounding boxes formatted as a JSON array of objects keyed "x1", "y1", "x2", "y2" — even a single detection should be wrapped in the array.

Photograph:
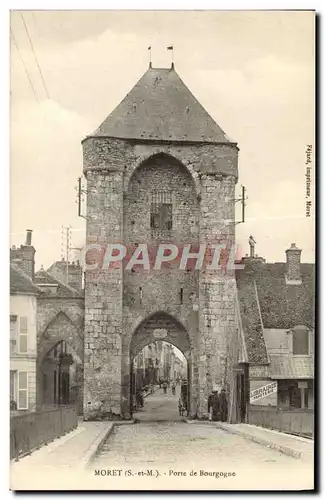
[
  {"x1": 17, "y1": 371, "x2": 28, "y2": 410},
  {"x1": 19, "y1": 316, "x2": 28, "y2": 353}
]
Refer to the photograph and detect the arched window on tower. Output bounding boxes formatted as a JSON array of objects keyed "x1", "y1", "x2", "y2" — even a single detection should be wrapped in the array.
[{"x1": 292, "y1": 325, "x2": 310, "y2": 355}]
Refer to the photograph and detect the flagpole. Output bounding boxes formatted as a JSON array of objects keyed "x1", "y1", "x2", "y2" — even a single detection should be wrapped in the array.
[
  {"x1": 167, "y1": 45, "x2": 174, "y2": 67},
  {"x1": 148, "y1": 46, "x2": 152, "y2": 68}
]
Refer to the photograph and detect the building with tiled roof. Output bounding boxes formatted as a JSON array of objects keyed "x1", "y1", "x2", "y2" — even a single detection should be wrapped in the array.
[
  {"x1": 10, "y1": 264, "x2": 42, "y2": 296},
  {"x1": 34, "y1": 265, "x2": 84, "y2": 413},
  {"x1": 10, "y1": 233, "x2": 41, "y2": 413},
  {"x1": 34, "y1": 267, "x2": 83, "y2": 299},
  {"x1": 10, "y1": 231, "x2": 84, "y2": 414},
  {"x1": 235, "y1": 242, "x2": 315, "y2": 427}
]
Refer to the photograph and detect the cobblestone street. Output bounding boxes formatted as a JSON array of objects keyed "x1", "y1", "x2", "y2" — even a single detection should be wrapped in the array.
[
  {"x1": 133, "y1": 386, "x2": 182, "y2": 421},
  {"x1": 90, "y1": 389, "x2": 314, "y2": 490}
]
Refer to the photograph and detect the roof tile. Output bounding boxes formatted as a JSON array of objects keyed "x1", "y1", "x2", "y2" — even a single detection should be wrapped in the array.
[{"x1": 92, "y1": 67, "x2": 232, "y2": 143}]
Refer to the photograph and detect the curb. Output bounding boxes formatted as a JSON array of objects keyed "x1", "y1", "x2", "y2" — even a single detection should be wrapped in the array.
[
  {"x1": 80, "y1": 424, "x2": 115, "y2": 469},
  {"x1": 216, "y1": 423, "x2": 302, "y2": 459},
  {"x1": 81, "y1": 419, "x2": 137, "y2": 469},
  {"x1": 185, "y1": 420, "x2": 302, "y2": 459}
]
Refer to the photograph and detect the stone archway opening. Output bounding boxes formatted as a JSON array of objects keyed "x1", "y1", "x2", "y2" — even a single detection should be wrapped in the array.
[
  {"x1": 123, "y1": 311, "x2": 197, "y2": 421},
  {"x1": 131, "y1": 340, "x2": 189, "y2": 422},
  {"x1": 39, "y1": 340, "x2": 83, "y2": 414}
]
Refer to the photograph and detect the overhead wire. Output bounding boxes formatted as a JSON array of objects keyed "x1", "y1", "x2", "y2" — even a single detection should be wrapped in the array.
[
  {"x1": 10, "y1": 27, "x2": 39, "y2": 102},
  {"x1": 20, "y1": 11, "x2": 50, "y2": 99}
]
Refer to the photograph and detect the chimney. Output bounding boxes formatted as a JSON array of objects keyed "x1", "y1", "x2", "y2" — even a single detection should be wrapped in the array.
[
  {"x1": 10, "y1": 229, "x2": 36, "y2": 281},
  {"x1": 285, "y1": 243, "x2": 302, "y2": 281},
  {"x1": 25, "y1": 229, "x2": 33, "y2": 246}
]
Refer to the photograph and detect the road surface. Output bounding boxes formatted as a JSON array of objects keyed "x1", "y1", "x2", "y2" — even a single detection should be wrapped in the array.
[{"x1": 91, "y1": 388, "x2": 314, "y2": 490}]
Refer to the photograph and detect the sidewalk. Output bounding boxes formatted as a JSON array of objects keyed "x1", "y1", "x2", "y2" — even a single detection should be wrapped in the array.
[
  {"x1": 10, "y1": 420, "x2": 116, "y2": 490},
  {"x1": 186, "y1": 420, "x2": 314, "y2": 462}
]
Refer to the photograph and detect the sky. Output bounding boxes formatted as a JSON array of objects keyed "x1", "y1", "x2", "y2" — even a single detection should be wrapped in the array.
[{"x1": 10, "y1": 10, "x2": 315, "y2": 269}]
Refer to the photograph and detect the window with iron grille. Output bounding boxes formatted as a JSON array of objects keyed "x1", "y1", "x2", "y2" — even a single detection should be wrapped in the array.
[{"x1": 150, "y1": 191, "x2": 172, "y2": 232}]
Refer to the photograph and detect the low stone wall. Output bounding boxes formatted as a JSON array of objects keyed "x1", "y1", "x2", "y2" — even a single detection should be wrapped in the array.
[
  {"x1": 247, "y1": 404, "x2": 314, "y2": 437},
  {"x1": 10, "y1": 405, "x2": 78, "y2": 460}
]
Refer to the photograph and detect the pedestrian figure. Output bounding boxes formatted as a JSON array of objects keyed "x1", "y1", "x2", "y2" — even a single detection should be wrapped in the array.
[
  {"x1": 171, "y1": 382, "x2": 176, "y2": 395},
  {"x1": 178, "y1": 396, "x2": 185, "y2": 417},
  {"x1": 163, "y1": 381, "x2": 168, "y2": 394},
  {"x1": 136, "y1": 388, "x2": 144, "y2": 409},
  {"x1": 208, "y1": 386, "x2": 220, "y2": 421},
  {"x1": 219, "y1": 388, "x2": 228, "y2": 422}
]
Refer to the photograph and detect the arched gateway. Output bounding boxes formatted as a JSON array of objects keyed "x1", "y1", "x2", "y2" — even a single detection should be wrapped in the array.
[
  {"x1": 120, "y1": 311, "x2": 198, "y2": 418},
  {"x1": 82, "y1": 64, "x2": 239, "y2": 420}
]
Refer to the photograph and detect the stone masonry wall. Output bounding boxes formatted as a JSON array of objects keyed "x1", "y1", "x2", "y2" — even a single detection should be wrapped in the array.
[
  {"x1": 36, "y1": 296, "x2": 84, "y2": 408},
  {"x1": 83, "y1": 170, "x2": 124, "y2": 419},
  {"x1": 37, "y1": 297, "x2": 84, "y2": 356},
  {"x1": 198, "y1": 173, "x2": 237, "y2": 416}
]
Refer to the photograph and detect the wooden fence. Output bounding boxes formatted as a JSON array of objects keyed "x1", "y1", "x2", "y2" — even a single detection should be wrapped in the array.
[
  {"x1": 247, "y1": 404, "x2": 314, "y2": 437},
  {"x1": 10, "y1": 405, "x2": 78, "y2": 460}
]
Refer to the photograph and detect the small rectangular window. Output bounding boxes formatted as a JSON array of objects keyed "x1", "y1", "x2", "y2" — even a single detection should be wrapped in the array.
[
  {"x1": 150, "y1": 191, "x2": 172, "y2": 232},
  {"x1": 17, "y1": 371, "x2": 28, "y2": 410}
]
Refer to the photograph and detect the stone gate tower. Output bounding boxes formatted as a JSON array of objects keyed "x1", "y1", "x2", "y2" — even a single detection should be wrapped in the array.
[{"x1": 82, "y1": 64, "x2": 239, "y2": 420}]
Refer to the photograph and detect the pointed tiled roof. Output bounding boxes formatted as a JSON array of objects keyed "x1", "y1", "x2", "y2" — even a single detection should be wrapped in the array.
[
  {"x1": 92, "y1": 66, "x2": 232, "y2": 143},
  {"x1": 35, "y1": 268, "x2": 83, "y2": 298},
  {"x1": 10, "y1": 265, "x2": 42, "y2": 295}
]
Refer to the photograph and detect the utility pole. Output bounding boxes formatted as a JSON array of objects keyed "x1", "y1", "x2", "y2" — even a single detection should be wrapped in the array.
[
  {"x1": 76, "y1": 177, "x2": 88, "y2": 219},
  {"x1": 61, "y1": 226, "x2": 72, "y2": 285},
  {"x1": 233, "y1": 185, "x2": 247, "y2": 224}
]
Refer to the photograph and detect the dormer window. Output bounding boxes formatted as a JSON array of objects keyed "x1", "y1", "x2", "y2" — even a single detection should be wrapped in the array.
[
  {"x1": 292, "y1": 325, "x2": 309, "y2": 355},
  {"x1": 37, "y1": 283, "x2": 59, "y2": 295}
]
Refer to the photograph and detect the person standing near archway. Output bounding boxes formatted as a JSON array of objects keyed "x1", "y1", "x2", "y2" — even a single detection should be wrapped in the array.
[
  {"x1": 208, "y1": 386, "x2": 220, "y2": 421},
  {"x1": 219, "y1": 387, "x2": 228, "y2": 422}
]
